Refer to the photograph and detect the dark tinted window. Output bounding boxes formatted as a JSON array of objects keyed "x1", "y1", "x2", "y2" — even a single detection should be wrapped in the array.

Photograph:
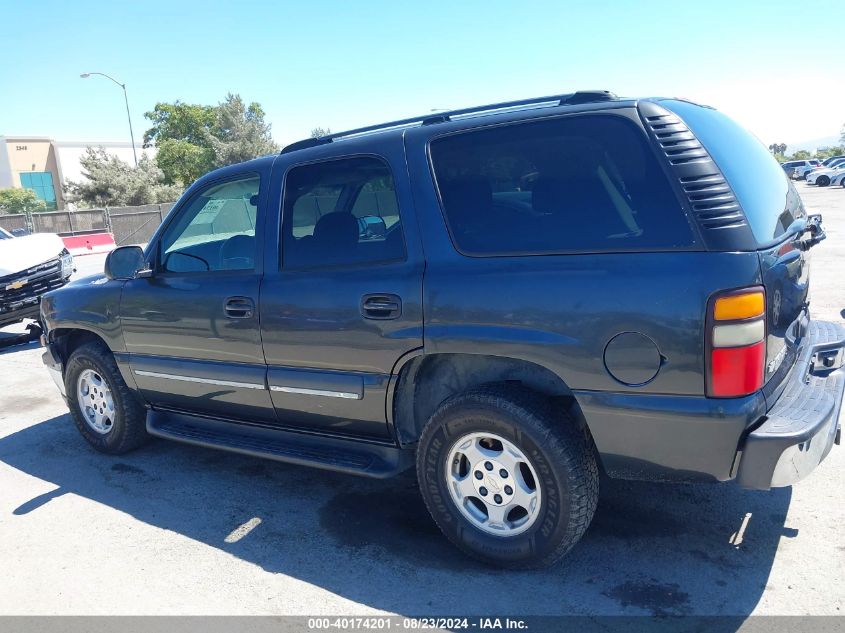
[
  {"x1": 664, "y1": 100, "x2": 804, "y2": 245},
  {"x1": 282, "y1": 156, "x2": 405, "y2": 269},
  {"x1": 429, "y1": 115, "x2": 694, "y2": 255}
]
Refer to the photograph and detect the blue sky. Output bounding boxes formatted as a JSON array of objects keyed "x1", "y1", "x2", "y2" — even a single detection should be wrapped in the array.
[{"x1": 2, "y1": 0, "x2": 842, "y2": 151}]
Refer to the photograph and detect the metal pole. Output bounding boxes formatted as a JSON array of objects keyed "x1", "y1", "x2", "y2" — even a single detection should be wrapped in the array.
[
  {"x1": 80, "y1": 72, "x2": 138, "y2": 167},
  {"x1": 121, "y1": 84, "x2": 138, "y2": 167}
]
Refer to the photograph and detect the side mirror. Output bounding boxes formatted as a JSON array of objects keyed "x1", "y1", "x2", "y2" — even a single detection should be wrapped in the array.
[
  {"x1": 104, "y1": 245, "x2": 149, "y2": 280},
  {"x1": 357, "y1": 215, "x2": 387, "y2": 241}
]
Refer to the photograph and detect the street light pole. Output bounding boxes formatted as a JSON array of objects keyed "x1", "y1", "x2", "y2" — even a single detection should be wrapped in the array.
[{"x1": 80, "y1": 72, "x2": 138, "y2": 166}]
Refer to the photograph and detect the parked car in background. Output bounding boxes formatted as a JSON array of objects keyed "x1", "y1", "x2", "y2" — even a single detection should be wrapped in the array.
[
  {"x1": 1, "y1": 228, "x2": 74, "y2": 329},
  {"x1": 807, "y1": 163, "x2": 845, "y2": 186},
  {"x1": 820, "y1": 155, "x2": 845, "y2": 167},
  {"x1": 803, "y1": 158, "x2": 845, "y2": 183},
  {"x1": 782, "y1": 159, "x2": 820, "y2": 179},
  {"x1": 830, "y1": 170, "x2": 845, "y2": 187}
]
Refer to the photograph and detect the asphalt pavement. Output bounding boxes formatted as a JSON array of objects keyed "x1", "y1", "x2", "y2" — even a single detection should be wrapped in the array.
[{"x1": 0, "y1": 183, "x2": 843, "y2": 617}]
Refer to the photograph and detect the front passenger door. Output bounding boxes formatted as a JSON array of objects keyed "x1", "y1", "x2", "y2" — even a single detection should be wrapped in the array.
[{"x1": 121, "y1": 171, "x2": 274, "y2": 422}]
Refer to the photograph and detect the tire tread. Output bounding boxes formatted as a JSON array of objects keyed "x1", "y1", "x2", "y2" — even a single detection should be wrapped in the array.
[
  {"x1": 416, "y1": 384, "x2": 599, "y2": 569},
  {"x1": 65, "y1": 341, "x2": 149, "y2": 454}
]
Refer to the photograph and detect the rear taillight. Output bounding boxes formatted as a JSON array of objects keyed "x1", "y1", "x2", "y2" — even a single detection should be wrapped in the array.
[{"x1": 706, "y1": 287, "x2": 766, "y2": 398}]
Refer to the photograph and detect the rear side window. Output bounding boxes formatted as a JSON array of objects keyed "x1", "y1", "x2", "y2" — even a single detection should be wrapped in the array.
[
  {"x1": 282, "y1": 156, "x2": 406, "y2": 269},
  {"x1": 663, "y1": 100, "x2": 804, "y2": 245},
  {"x1": 429, "y1": 114, "x2": 694, "y2": 256}
]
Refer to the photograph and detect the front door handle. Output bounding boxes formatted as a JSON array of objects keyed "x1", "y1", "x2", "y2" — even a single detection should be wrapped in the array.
[
  {"x1": 224, "y1": 296, "x2": 255, "y2": 319},
  {"x1": 360, "y1": 294, "x2": 402, "y2": 320}
]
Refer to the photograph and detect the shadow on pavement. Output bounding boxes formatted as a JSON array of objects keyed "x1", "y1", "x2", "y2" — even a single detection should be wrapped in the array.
[{"x1": 0, "y1": 414, "x2": 793, "y2": 619}]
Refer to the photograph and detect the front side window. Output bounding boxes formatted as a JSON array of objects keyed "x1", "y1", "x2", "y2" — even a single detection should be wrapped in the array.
[
  {"x1": 160, "y1": 175, "x2": 260, "y2": 273},
  {"x1": 282, "y1": 156, "x2": 406, "y2": 269},
  {"x1": 429, "y1": 114, "x2": 694, "y2": 256}
]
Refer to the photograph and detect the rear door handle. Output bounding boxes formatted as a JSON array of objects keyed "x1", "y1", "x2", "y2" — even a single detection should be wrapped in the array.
[
  {"x1": 224, "y1": 296, "x2": 255, "y2": 319},
  {"x1": 361, "y1": 294, "x2": 402, "y2": 320}
]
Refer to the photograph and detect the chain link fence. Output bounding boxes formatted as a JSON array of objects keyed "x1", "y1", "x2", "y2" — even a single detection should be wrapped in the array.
[{"x1": 0, "y1": 202, "x2": 177, "y2": 245}]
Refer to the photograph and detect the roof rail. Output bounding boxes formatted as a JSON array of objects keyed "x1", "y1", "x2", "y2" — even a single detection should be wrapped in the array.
[{"x1": 280, "y1": 90, "x2": 617, "y2": 154}]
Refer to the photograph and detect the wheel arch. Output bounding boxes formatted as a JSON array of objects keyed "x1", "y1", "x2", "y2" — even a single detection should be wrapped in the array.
[
  {"x1": 50, "y1": 327, "x2": 110, "y2": 363},
  {"x1": 390, "y1": 352, "x2": 590, "y2": 447},
  {"x1": 50, "y1": 327, "x2": 139, "y2": 394}
]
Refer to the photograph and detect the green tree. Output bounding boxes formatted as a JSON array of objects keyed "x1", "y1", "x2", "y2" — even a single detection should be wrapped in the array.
[
  {"x1": 816, "y1": 145, "x2": 845, "y2": 160},
  {"x1": 155, "y1": 139, "x2": 214, "y2": 187},
  {"x1": 790, "y1": 149, "x2": 812, "y2": 160},
  {"x1": 769, "y1": 142, "x2": 787, "y2": 156},
  {"x1": 64, "y1": 147, "x2": 182, "y2": 208},
  {"x1": 310, "y1": 127, "x2": 331, "y2": 139},
  {"x1": 0, "y1": 188, "x2": 47, "y2": 214},
  {"x1": 144, "y1": 94, "x2": 278, "y2": 185},
  {"x1": 206, "y1": 94, "x2": 279, "y2": 167},
  {"x1": 143, "y1": 101, "x2": 216, "y2": 148}
]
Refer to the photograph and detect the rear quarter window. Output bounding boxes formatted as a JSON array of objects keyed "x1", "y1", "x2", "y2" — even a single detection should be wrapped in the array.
[
  {"x1": 429, "y1": 114, "x2": 696, "y2": 256},
  {"x1": 662, "y1": 100, "x2": 804, "y2": 245}
]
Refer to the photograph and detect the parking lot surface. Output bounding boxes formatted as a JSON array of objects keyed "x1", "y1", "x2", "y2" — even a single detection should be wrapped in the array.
[{"x1": 1, "y1": 183, "x2": 843, "y2": 617}]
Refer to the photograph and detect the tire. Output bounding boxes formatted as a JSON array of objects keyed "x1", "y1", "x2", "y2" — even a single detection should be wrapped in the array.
[
  {"x1": 64, "y1": 341, "x2": 149, "y2": 454},
  {"x1": 416, "y1": 385, "x2": 599, "y2": 569},
  {"x1": 817, "y1": 175, "x2": 830, "y2": 187}
]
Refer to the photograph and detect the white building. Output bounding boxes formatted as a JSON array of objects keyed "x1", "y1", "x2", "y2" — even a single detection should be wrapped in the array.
[{"x1": 0, "y1": 136, "x2": 154, "y2": 209}]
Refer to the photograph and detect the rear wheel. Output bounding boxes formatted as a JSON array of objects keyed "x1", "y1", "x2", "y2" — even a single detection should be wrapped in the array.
[
  {"x1": 416, "y1": 386, "x2": 599, "y2": 568},
  {"x1": 817, "y1": 175, "x2": 830, "y2": 187},
  {"x1": 64, "y1": 342, "x2": 149, "y2": 454}
]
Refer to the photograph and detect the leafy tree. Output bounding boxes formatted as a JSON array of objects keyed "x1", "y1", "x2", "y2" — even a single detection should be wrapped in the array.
[
  {"x1": 143, "y1": 102, "x2": 216, "y2": 148},
  {"x1": 155, "y1": 139, "x2": 215, "y2": 187},
  {"x1": 144, "y1": 94, "x2": 278, "y2": 185},
  {"x1": 310, "y1": 127, "x2": 331, "y2": 139},
  {"x1": 206, "y1": 94, "x2": 279, "y2": 167},
  {"x1": 768, "y1": 143, "x2": 787, "y2": 155},
  {"x1": 815, "y1": 145, "x2": 845, "y2": 160},
  {"x1": 0, "y1": 188, "x2": 47, "y2": 214},
  {"x1": 790, "y1": 149, "x2": 812, "y2": 160},
  {"x1": 64, "y1": 147, "x2": 182, "y2": 208}
]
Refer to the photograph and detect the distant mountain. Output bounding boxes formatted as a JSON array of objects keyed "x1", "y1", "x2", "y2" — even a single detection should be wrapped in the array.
[{"x1": 785, "y1": 135, "x2": 842, "y2": 153}]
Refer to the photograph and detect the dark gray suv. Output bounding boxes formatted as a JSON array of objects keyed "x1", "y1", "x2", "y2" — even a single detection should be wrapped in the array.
[{"x1": 40, "y1": 91, "x2": 844, "y2": 568}]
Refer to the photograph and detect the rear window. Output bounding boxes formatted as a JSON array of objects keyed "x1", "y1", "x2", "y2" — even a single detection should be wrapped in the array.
[
  {"x1": 663, "y1": 100, "x2": 803, "y2": 245},
  {"x1": 429, "y1": 114, "x2": 695, "y2": 256}
]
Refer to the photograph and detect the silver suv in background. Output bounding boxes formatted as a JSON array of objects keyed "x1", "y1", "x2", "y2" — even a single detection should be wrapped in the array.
[{"x1": 782, "y1": 159, "x2": 821, "y2": 180}]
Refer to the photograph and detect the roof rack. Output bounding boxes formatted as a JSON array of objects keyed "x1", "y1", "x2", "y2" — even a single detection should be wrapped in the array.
[{"x1": 280, "y1": 90, "x2": 617, "y2": 154}]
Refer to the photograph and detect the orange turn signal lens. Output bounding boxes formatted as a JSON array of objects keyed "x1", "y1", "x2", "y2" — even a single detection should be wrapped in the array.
[{"x1": 713, "y1": 291, "x2": 765, "y2": 321}]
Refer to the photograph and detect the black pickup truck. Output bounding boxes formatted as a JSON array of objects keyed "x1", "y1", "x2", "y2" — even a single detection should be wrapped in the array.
[{"x1": 40, "y1": 91, "x2": 844, "y2": 568}]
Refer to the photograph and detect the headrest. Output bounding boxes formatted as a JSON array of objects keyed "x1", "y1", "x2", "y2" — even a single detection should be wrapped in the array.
[{"x1": 314, "y1": 212, "x2": 359, "y2": 248}]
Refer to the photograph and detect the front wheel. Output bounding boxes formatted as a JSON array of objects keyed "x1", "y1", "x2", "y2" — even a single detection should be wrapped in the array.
[
  {"x1": 817, "y1": 175, "x2": 831, "y2": 187},
  {"x1": 64, "y1": 342, "x2": 150, "y2": 454},
  {"x1": 416, "y1": 386, "x2": 599, "y2": 568}
]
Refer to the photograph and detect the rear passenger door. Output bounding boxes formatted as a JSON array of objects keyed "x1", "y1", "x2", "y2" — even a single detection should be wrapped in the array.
[{"x1": 259, "y1": 143, "x2": 423, "y2": 439}]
